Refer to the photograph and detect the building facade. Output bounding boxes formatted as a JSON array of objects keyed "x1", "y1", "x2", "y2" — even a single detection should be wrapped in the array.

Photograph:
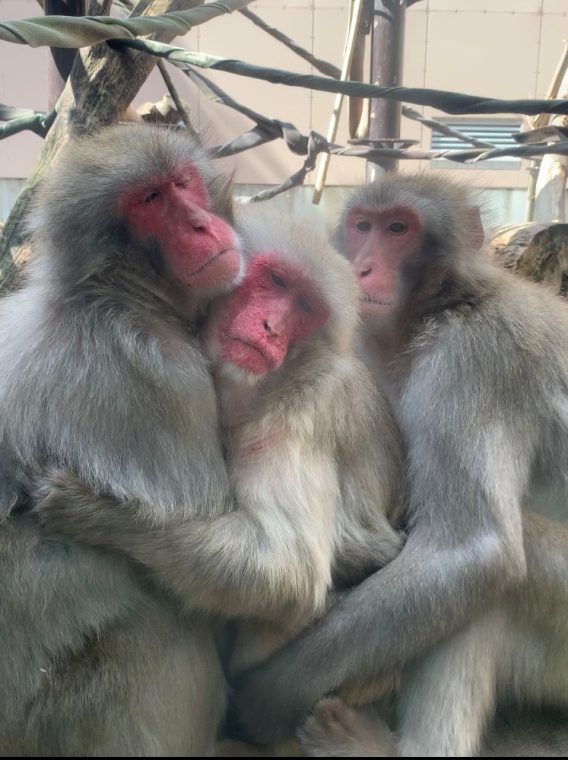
[{"x1": 0, "y1": 0, "x2": 567, "y2": 226}]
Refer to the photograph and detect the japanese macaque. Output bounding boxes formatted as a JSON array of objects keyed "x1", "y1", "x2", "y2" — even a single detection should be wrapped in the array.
[
  {"x1": 0, "y1": 124, "x2": 243, "y2": 756},
  {"x1": 230, "y1": 174, "x2": 568, "y2": 757},
  {"x1": 36, "y1": 200, "x2": 406, "y2": 681}
]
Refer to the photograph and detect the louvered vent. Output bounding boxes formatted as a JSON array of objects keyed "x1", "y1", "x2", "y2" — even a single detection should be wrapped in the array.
[{"x1": 431, "y1": 120, "x2": 521, "y2": 168}]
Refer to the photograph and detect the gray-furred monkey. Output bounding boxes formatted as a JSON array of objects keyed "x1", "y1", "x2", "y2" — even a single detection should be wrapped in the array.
[
  {"x1": 231, "y1": 174, "x2": 568, "y2": 757},
  {"x1": 37, "y1": 199, "x2": 405, "y2": 667},
  {"x1": 0, "y1": 124, "x2": 243, "y2": 756}
]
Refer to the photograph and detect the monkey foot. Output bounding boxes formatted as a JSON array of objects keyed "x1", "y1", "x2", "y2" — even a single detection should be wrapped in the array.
[{"x1": 297, "y1": 697, "x2": 395, "y2": 757}]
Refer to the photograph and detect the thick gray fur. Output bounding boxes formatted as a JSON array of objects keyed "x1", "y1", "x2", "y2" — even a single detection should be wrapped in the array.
[
  {"x1": 230, "y1": 174, "x2": 568, "y2": 756},
  {"x1": 36, "y1": 200, "x2": 406, "y2": 678},
  {"x1": 0, "y1": 124, "x2": 235, "y2": 755}
]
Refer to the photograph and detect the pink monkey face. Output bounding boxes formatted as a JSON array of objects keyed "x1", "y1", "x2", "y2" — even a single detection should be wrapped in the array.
[
  {"x1": 344, "y1": 205, "x2": 422, "y2": 316},
  {"x1": 211, "y1": 253, "x2": 330, "y2": 376},
  {"x1": 119, "y1": 160, "x2": 241, "y2": 289}
]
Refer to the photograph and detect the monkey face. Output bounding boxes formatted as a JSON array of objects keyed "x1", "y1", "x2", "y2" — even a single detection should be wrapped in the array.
[
  {"x1": 343, "y1": 205, "x2": 422, "y2": 317},
  {"x1": 118, "y1": 160, "x2": 241, "y2": 291},
  {"x1": 206, "y1": 253, "x2": 330, "y2": 377}
]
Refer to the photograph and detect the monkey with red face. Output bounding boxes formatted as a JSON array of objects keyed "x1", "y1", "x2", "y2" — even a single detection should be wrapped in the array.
[
  {"x1": 230, "y1": 175, "x2": 568, "y2": 757},
  {"x1": 35, "y1": 202, "x2": 406, "y2": 740},
  {"x1": 0, "y1": 124, "x2": 243, "y2": 756}
]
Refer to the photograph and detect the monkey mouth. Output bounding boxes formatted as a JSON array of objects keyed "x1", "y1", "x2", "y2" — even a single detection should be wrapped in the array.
[
  {"x1": 187, "y1": 248, "x2": 233, "y2": 279},
  {"x1": 360, "y1": 296, "x2": 393, "y2": 308},
  {"x1": 231, "y1": 337, "x2": 275, "y2": 370}
]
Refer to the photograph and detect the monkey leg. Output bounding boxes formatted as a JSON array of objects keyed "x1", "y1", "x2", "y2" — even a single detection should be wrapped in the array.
[
  {"x1": 297, "y1": 698, "x2": 395, "y2": 757},
  {"x1": 396, "y1": 611, "x2": 505, "y2": 757},
  {"x1": 493, "y1": 608, "x2": 568, "y2": 722},
  {"x1": 17, "y1": 604, "x2": 226, "y2": 757},
  {"x1": 483, "y1": 709, "x2": 568, "y2": 757},
  {"x1": 498, "y1": 515, "x2": 568, "y2": 711}
]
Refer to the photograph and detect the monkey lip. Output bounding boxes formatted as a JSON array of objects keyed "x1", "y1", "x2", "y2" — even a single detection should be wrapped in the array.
[
  {"x1": 230, "y1": 337, "x2": 276, "y2": 372},
  {"x1": 187, "y1": 248, "x2": 235, "y2": 279},
  {"x1": 360, "y1": 295, "x2": 393, "y2": 308}
]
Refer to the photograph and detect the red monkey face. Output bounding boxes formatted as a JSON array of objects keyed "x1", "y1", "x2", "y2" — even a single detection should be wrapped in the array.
[
  {"x1": 344, "y1": 205, "x2": 422, "y2": 316},
  {"x1": 119, "y1": 160, "x2": 241, "y2": 289},
  {"x1": 207, "y1": 254, "x2": 330, "y2": 377}
]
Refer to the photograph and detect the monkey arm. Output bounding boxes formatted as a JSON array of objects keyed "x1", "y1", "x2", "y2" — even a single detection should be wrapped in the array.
[
  {"x1": 230, "y1": 419, "x2": 532, "y2": 744},
  {"x1": 35, "y1": 464, "x2": 336, "y2": 624},
  {"x1": 231, "y1": 533, "x2": 524, "y2": 744},
  {"x1": 333, "y1": 525, "x2": 405, "y2": 587}
]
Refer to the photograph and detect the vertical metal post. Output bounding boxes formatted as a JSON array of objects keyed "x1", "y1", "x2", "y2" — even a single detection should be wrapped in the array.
[
  {"x1": 45, "y1": 0, "x2": 87, "y2": 110},
  {"x1": 366, "y1": 0, "x2": 406, "y2": 179}
]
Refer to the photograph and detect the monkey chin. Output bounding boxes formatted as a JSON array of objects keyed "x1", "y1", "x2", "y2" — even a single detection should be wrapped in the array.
[
  {"x1": 359, "y1": 297, "x2": 397, "y2": 328},
  {"x1": 187, "y1": 248, "x2": 244, "y2": 295},
  {"x1": 216, "y1": 360, "x2": 265, "y2": 387},
  {"x1": 203, "y1": 332, "x2": 267, "y2": 388}
]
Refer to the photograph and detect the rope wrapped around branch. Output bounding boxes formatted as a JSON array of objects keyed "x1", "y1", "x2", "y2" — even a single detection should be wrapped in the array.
[{"x1": 0, "y1": 1, "x2": 252, "y2": 47}]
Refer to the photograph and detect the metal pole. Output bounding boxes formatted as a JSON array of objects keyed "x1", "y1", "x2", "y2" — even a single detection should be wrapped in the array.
[
  {"x1": 45, "y1": 0, "x2": 87, "y2": 110},
  {"x1": 366, "y1": 0, "x2": 406, "y2": 179}
]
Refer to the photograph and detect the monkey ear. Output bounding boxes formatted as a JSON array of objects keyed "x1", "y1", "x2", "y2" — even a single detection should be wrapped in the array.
[{"x1": 467, "y1": 206, "x2": 485, "y2": 250}]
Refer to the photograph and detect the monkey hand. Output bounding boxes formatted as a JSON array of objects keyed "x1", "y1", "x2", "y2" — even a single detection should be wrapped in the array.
[
  {"x1": 34, "y1": 469, "x2": 121, "y2": 547},
  {"x1": 230, "y1": 652, "x2": 321, "y2": 745}
]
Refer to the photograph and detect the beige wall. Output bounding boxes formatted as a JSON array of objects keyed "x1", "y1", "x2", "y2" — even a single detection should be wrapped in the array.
[{"x1": 0, "y1": 0, "x2": 566, "y2": 217}]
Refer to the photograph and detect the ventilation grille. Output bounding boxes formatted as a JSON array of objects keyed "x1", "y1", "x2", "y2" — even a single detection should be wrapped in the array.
[{"x1": 430, "y1": 120, "x2": 522, "y2": 168}]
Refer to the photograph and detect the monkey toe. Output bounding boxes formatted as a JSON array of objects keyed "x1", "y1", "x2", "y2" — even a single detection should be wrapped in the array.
[
  {"x1": 298, "y1": 698, "x2": 394, "y2": 758},
  {"x1": 298, "y1": 698, "x2": 360, "y2": 756}
]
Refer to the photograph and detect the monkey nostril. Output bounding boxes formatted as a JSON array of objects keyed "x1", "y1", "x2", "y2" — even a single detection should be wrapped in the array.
[
  {"x1": 188, "y1": 210, "x2": 211, "y2": 232},
  {"x1": 360, "y1": 267, "x2": 372, "y2": 278},
  {"x1": 263, "y1": 320, "x2": 271, "y2": 333}
]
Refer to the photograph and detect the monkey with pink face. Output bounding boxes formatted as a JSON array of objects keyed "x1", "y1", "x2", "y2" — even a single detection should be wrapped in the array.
[
  {"x1": 37, "y1": 199, "x2": 405, "y2": 676},
  {"x1": 231, "y1": 174, "x2": 568, "y2": 757},
  {"x1": 0, "y1": 124, "x2": 245, "y2": 756},
  {"x1": 34, "y1": 195, "x2": 407, "y2": 753}
]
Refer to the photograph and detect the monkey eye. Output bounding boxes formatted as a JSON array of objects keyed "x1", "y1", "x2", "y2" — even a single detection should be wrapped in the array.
[
  {"x1": 387, "y1": 221, "x2": 408, "y2": 234},
  {"x1": 298, "y1": 298, "x2": 313, "y2": 314},
  {"x1": 143, "y1": 189, "x2": 161, "y2": 204},
  {"x1": 271, "y1": 273, "x2": 287, "y2": 289},
  {"x1": 356, "y1": 220, "x2": 371, "y2": 232}
]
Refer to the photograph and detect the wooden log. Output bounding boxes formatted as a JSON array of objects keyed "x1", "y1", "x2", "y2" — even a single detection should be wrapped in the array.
[{"x1": 488, "y1": 222, "x2": 568, "y2": 297}]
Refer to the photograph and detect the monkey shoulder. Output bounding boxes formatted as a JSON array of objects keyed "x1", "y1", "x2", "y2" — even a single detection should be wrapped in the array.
[
  {"x1": 0, "y1": 294, "x2": 226, "y2": 514},
  {"x1": 401, "y1": 273, "x2": 568, "y2": 453}
]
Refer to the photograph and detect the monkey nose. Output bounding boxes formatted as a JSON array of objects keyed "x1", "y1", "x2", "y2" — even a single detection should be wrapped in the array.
[
  {"x1": 263, "y1": 319, "x2": 280, "y2": 336},
  {"x1": 180, "y1": 198, "x2": 211, "y2": 231},
  {"x1": 188, "y1": 211, "x2": 211, "y2": 232}
]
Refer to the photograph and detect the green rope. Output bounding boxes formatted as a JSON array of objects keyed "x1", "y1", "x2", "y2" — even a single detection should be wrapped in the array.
[
  {"x1": 110, "y1": 38, "x2": 568, "y2": 117},
  {"x1": 0, "y1": 1, "x2": 252, "y2": 47}
]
